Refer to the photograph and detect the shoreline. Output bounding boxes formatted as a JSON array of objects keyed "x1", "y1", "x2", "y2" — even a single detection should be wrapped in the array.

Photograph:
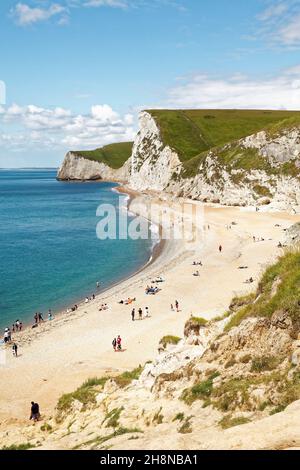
[
  {"x1": 0, "y1": 183, "x2": 165, "y2": 338},
  {"x1": 1, "y1": 189, "x2": 300, "y2": 428}
]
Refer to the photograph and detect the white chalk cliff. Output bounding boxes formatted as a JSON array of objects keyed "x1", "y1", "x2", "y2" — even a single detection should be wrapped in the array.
[
  {"x1": 129, "y1": 112, "x2": 300, "y2": 211},
  {"x1": 58, "y1": 111, "x2": 300, "y2": 211},
  {"x1": 57, "y1": 152, "x2": 130, "y2": 182}
]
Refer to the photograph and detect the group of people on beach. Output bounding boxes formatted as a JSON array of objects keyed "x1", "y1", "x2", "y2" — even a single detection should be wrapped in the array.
[
  {"x1": 2, "y1": 328, "x2": 19, "y2": 358},
  {"x1": 3, "y1": 319, "x2": 23, "y2": 343},
  {"x1": 112, "y1": 335, "x2": 122, "y2": 352},
  {"x1": 32, "y1": 310, "x2": 54, "y2": 328},
  {"x1": 171, "y1": 300, "x2": 180, "y2": 312},
  {"x1": 131, "y1": 306, "x2": 150, "y2": 321}
]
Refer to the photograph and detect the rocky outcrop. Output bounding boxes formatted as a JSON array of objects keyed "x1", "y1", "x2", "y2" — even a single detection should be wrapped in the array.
[
  {"x1": 2, "y1": 310, "x2": 300, "y2": 450},
  {"x1": 58, "y1": 111, "x2": 300, "y2": 211},
  {"x1": 130, "y1": 111, "x2": 182, "y2": 191},
  {"x1": 57, "y1": 152, "x2": 130, "y2": 182},
  {"x1": 128, "y1": 113, "x2": 300, "y2": 212},
  {"x1": 243, "y1": 129, "x2": 300, "y2": 163}
]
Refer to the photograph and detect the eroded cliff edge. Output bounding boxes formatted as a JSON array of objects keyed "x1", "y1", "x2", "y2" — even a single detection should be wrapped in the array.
[
  {"x1": 58, "y1": 109, "x2": 300, "y2": 211},
  {"x1": 129, "y1": 110, "x2": 300, "y2": 211},
  {"x1": 57, "y1": 151, "x2": 130, "y2": 182}
]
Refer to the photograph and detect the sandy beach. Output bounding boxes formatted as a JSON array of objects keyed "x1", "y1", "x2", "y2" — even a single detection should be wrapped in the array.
[{"x1": 1, "y1": 192, "x2": 300, "y2": 431}]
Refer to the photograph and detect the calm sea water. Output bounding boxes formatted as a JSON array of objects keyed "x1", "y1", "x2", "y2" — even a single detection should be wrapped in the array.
[{"x1": 0, "y1": 170, "x2": 153, "y2": 330}]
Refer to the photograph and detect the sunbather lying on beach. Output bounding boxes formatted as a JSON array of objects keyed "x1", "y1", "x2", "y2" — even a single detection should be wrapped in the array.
[
  {"x1": 152, "y1": 276, "x2": 165, "y2": 283},
  {"x1": 145, "y1": 286, "x2": 159, "y2": 295},
  {"x1": 99, "y1": 303, "x2": 108, "y2": 311}
]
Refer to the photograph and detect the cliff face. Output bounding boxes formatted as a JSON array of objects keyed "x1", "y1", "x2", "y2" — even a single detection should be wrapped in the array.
[
  {"x1": 57, "y1": 152, "x2": 130, "y2": 182},
  {"x1": 130, "y1": 111, "x2": 182, "y2": 191},
  {"x1": 129, "y1": 112, "x2": 300, "y2": 211},
  {"x1": 58, "y1": 110, "x2": 300, "y2": 211}
]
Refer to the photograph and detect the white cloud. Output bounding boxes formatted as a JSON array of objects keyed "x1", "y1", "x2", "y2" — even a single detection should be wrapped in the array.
[
  {"x1": 166, "y1": 71, "x2": 300, "y2": 110},
  {"x1": 83, "y1": 0, "x2": 128, "y2": 7},
  {"x1": 11, "y1": 2, "x2": 67, "y2": 26},
  {"x1": 0, "y1": 103, "x2": 135, "y2": 152},
  {"x1": 257, "y1": 1, "x2": 300, "y2": 46},
  {"x1": 258, "y1": 2, "x2": 288, "y2": 21},
  {"x1": 91, "y1": 104, "x2": 119, "y2": 121},
  {"x1": 278, "y1": 13, "x2": 300, "y2": 44},
  {"x1": 9, "y1": 0, "x2": 186, "y2": 26}
]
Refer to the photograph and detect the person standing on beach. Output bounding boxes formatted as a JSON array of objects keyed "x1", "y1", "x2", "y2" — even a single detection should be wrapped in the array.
[
  {"x1": 34, "y1": 313, "x2": 38, "y2": 325},
  {"x1": 175, "y1": 300, "x2": 179, "y2": 312},
  {"x1": 145, "y1": 307, "x2": 150, "y2": 318},
  {"x1": 138, "y1": 308, "x2": 143, "y2": 320},
  {"x1": 12, "y1": 343, "x2": 18, "y2": 357},
  {"x1": 112, "y1": 337, "x2": 117, "y2": 351},
  {"x1": 131, "y1": 308, "x2": 135, "y2": 321},
  {"x1": 38, "y1": 313, "x2": 44, "y2": 323},
  {"x1": 4, "y1": 329, "x2": 9, "y2": 344},
  {"x1": 219, "y1": 245, "x2": 222, "y2": 253},
  {"x1": 30, "y1": 402, "x2": 40, "y2": 422},
  {"x1": 117, "y1": 335, "x2": 122, "y2": 351}
]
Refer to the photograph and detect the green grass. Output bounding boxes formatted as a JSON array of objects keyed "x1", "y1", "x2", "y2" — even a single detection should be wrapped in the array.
[
  {"x1": 159, "y1": 335, "x2": 181, "y2": 348},
  {"x1": 1, "y1": 443, "x2": 35, "y2": 450},
  {"x1": 73, "y1": 427, "x2": 143, "y2": 450},
  {"x1": 56, "y1": 377, "x2": 108, "y2": 422},
  {"x1": 73, "y1": 142, "x2": 133, "y2": 169},
  {"x1": 173, "y1": 412, "x2": 185, "y2": 422},
  {"x1": 270, "y1": 405, "x2": 286, "y2": 415},
  {"x1": 250, "y1": 356, "x2": 282, "y2": 372},
  {"x1": 225, "y1": 248, "x2": 300, "y2": 332},
  {"x1": 147, "y1": 109, "x2": 300, "y2": 182},
  {"x1": 147, "y1": 109, "x2": 300, "y2": 166},
  {"x1": 152, "y1": 407, "x2": 164, "y2": 425},
  {"x1": 219, "y1": 415, "x2": 250, "y2": 429},
  {"x1": 181, "y1": 372, "x2": 220, "y2": 405},
  {"x1": 104, "y1": 407, "x2": 124, "y2": 428},
  {"x1": 55, "y1": 365, "x2": 145, "y2": 423},
  {"x1": 212, "y1": 378, "x2": 252, "y2": 412},
  {"x1": 40, "y1": 423, "x2": 52, "y2": 432},
  {"x1": 253, "y1": 184, "x2": 272, "y2": 198},
  {"x1": 178, "y1": 417, "x2": 193, "y2": 434},
  {"x1": 113, "y1": 366, "x2": 143, "y2": 388},
  {"x1": 189, "y1": 316, "x2": 208, "y2": 326}
]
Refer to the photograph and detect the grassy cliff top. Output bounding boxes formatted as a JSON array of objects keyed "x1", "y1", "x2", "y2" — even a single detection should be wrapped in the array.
[
  {"x1": 72, "y1": 142, "x2": 133, "y2": 169},
  {"x1": 147, "y1": 109, "x2": 300, "y2": 163},
  {"x1": 226, "y1": 246, "x2": 300, "y2": 332}
]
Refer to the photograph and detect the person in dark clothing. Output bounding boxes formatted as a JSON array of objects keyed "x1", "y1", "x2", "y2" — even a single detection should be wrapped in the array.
[
  {"x1": 30, "y1": 402, "x2": 40, "y2": 422},
  {"x1": 131, "y1": 308, "x2": 135, "y2": 321},
  {"x1": 116, "y1": 335, "x2": 122, "y2": 351},
  {"x1": 12, "y1": 343, "x2": 18, "y2": 357}
]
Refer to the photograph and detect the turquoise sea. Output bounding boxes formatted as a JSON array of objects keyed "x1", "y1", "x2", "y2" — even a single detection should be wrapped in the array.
[{"x1": 0, "y1": 169, "x2": 154, "y2": 330}]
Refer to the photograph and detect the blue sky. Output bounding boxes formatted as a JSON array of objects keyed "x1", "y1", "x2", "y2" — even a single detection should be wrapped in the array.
[{"x1": 1, "y1": 0, "x2": 300, "y2": 167}]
